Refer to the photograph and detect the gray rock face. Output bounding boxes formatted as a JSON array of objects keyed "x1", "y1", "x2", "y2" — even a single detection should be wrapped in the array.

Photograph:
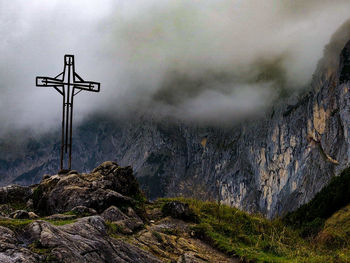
[
  {"x1": 25, "y1": 216, "x2": 162, "y2": 263},
  {"x1": 101, "y1": 206, "x2": 129, "y2": 221},
  {"x1": 71, "y1": 206, "x2": 97, "y2": 216},
  {"x1": 10, "y1": 210, "x2": 30, "y2": 219},
  {"x1": 33, "y1": 162, "x2": 141, "y2": 215},
  {"x1": 0, "y1": 217, "x2": 162, "y2": 263},
  {"x1": 2, "y1": 22, "x2": 350, "y2": 218},
  {"x1": 0, "y1": 185, "x2": 32, "y2": 205},
  {"x1": 0, "y1": 226, "x2": 39, "y2": 263}
]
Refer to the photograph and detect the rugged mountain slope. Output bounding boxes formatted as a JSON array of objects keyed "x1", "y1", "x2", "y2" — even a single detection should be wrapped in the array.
[
  {"x1": 2, "y1": 21, "x2": 350, "y2": 218},
  {"x1": 0, "y1": 162, "x2": 350, "y2": 262},
  {"x1": 0, "y1": 162, "x2": 238, "y2": 263}
]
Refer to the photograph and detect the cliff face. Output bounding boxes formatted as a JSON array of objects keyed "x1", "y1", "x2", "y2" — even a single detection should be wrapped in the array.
[{"x1": 2, "y1": 23, "x2": 350, "y2": 218}]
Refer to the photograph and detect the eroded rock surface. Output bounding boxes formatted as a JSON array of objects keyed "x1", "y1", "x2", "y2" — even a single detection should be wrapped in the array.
[
  {"x1": 0, "y1": 226, "x2": 39, "y2": 263},
  {"x1": 0, "y1": 162, "x2": 239, "y2": 263},
  {"x1": 33, "y1": 161, "x2": 141, "y2": 215},
  {"x1": 26, "y1": 216, "x2": 162, "y2": 263}
]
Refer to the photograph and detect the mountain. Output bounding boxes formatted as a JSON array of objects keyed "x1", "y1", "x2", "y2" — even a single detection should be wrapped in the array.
[
  {"x1": 0, "y1": 161, "x2": 349, "y2": 262},
  {"x1": 2, "y1": 21, "x2": 350, "y2": 218},
  {"x1": 0, "y1": 161, "x2": 240, "y2": 263}
]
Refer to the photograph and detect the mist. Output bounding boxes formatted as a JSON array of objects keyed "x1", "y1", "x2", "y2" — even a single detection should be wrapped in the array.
[{"x1": 1, "y1": 0, "x2": 350, "y2": 136}]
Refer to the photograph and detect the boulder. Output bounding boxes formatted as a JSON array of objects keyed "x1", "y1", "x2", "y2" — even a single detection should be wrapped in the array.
[
  {"x1": 67, "y1": 170, "x2": 78, "y2": 175},
  {"x1": 28, "y1": 212, "x2": 39, "y2": 219},
  {"x1": 162, "y1": 201, "x2": 198, "y2": 222},
  {"x1": 10, "y1": 210, "x2": 30, "y2": 219},
  {"x1": 70, "y1": 206, "x2": 97, "y2": 216},
  {"x1": 91, "y1": 161, "x2": 142, "y2": 197},
  {"x1": 42, "y1": 174, "x2": 51, "y2": 180},
  {"x1": 126, "y1": 207, "x2": 142, "y2": 220},
  {"x1": 101, "y1": 206, "x2": 128, "y2": 222},
  {"x1": 32, "y1": 162, "x2": 143, "y2": 215},
  {"x1": 112, "y1": 218, "x2": 144, "y2": 235},
  {"x1": 0, "y1": 226, "x2": 40, "y2": 263},
  {"x1": 0, "y1": 185, "x2": 32, "y2": 204}
]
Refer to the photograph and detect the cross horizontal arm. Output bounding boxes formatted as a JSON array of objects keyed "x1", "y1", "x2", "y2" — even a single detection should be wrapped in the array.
[
  {"x1": 74, "y1": 81, "x2": 100, "y2": 92},
  {"x1": 36, "y1": 76, "x2": 64, "y2": 87}
]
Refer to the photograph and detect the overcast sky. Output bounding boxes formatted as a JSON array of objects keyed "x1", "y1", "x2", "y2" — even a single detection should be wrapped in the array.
[{"x1": 1, "y1": 0, "x2": 350, "y2": 136}]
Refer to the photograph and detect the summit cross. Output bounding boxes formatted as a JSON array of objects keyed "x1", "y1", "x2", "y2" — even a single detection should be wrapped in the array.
[{"x1": 36, "y1": 54, "x2": 100, "y2": 171}]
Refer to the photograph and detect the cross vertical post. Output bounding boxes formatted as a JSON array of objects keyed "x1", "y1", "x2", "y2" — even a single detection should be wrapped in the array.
[{"x1": 36, "y1": 54, "x2": 100, "y2": 171}]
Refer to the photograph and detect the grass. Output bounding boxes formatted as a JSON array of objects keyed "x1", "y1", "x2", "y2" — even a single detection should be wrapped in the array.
[
  {"x1": 283, "y1": 167, "x2": 350, "y2": 237},
  {"x1": 105, "y1": 221, "x2": 126, "y2": 238},
  {"x1": 0, "y1": 218, "x2": 33, "y2": 232},
  {"x1": 0, "y1": 218, "x2": 76, "y2": 233},
  {"x1": 29, "y1": 240, "x2": 58, "y2": 262},
  {"x1": 152, "y1": 231, "x2": 163, "y2": 243},
  {"x1": 155, "y1": 197, "x2": 350, "y2": 262}
]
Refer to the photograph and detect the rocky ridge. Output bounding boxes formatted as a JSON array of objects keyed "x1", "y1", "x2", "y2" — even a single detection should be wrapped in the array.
[{"x1": 0, "y1": 161, "x2": 237, "y2": 263}]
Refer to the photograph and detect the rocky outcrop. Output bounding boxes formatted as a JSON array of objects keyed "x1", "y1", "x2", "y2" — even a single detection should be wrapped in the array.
[
  {"x1": 32, "y1": 161, "x2": 141, "y2": 215},
  {"x1": 0, "y1": 226, "x2": 39, "y2": 263},
  {"x1": 0, "y1": 162, "x2": 239, "y2": 262},
  {"x1": 0, "y1": 185, "x2": 32, "y2": 204},
  {"x1": 130, "y1": 216, "x2": 238, "y2": 263},
  {"x1": 26, "y1": 216, "x2": 162, "y2": 263}
]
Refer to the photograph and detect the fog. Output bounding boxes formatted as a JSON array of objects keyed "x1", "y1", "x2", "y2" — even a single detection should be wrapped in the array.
[{"x1": 1, "y1": 0, "x2": 350, "y2": 135}]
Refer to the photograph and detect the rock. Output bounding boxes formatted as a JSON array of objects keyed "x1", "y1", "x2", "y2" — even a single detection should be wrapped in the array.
[
  {"x1": 124, "y1": 218, "x2": 144, "y2": 231},
  {"x1": 127, "y1": 206, "x2": 142, "y2": 220},
  {"x1": 340, "y1": 39, "x2": 350, "y2": 84},
  {"x1": 132, "y1": 216, "x2": 238, "y2": 263},
  {"x1": 26, "y1": 199, "x2": 33, "y2": 209},
  {"x1": 101, "y1": 206, "x2": 128, "y2": 221},
  {"x1": 58, "y1": 169, "x2": 70, "y2": 175},
  {"x1": 0, "y1": 185, "x2": 32, "y2": 204},
  {"x1": 92, "y1": 162, "x2": 142, "y2": 197},
  {"x1": 70, "y1": 206, "x2": 97, "y2": 216},
  {"x1": 33, "y1": 162, "x2": 142, "y2": 215},
  {"x1": 25, "y1": 216, "x2": 162, "y2": 263},
  {"x1": 10, "y1": 210, "x2": 29, "y2": 219},
  {"x1": 0, "y1": 226, "x2": 40, "y2": 263},
  {"x1": 28, "y1": 212, "x2": 39, "y2": 219},
  {"x1": 162, "y1": 201, "x2": 198, "y2": 222},
  {"x1": 112, "y1": 218, "x2": 144, "y2": 235},
  {"x1": 42, "y1": 174, "x2": 51, "y2": 180},
  {"x1": 67, "y1": 170, "x2": 78, "y2": 175},
  {"x1": 177, "y1": 252, "x2": 208, "y2": 263}
]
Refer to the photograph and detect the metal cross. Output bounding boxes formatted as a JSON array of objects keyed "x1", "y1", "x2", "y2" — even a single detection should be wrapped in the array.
[{"x1": 36, "y1": 54, "x2": 100, "y2": 171}]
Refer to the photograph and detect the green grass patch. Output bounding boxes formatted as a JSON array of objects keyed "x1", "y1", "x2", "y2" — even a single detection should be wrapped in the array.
[
  {"x1": 0, "y1": 218, "x2": 33, "y2": 232},
  {"x1": 29, "y1": 240, "x2": 58, "y2": 262},
  {"x1": 152, "y1": 231, "x2": 163, "y2": 243},
  {"x1": 106, "y1": 221, "x2": 125, "y2": 238},
  {"x1": 46, "y1": 219, "x2": 76, "y2": 226},
  {"x1": 154, "y1": 197, "x2": 346, "y2": 262},
  {"x1": 0, "y1": 217, "x2": 75, "y2": 233},
  {"x1": 283, "y1": 167, "x2": 350, "y2": 237}
]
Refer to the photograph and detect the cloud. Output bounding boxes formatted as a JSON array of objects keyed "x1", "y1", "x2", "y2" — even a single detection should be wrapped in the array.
[{"x1": 1, "y1": 0, "x2": 350, "y2": 134}]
